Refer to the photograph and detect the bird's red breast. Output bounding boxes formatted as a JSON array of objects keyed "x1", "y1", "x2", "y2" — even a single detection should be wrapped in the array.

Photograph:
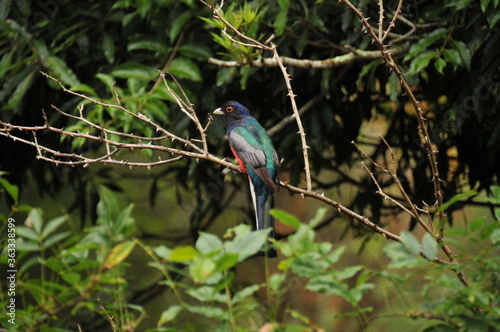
[{"x1": 231, "y1": 147, "x2": 248, "y2": 174}]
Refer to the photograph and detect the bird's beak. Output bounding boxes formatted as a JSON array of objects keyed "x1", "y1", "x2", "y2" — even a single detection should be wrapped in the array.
[{"x1": 213, "y1": 108, "x2": 224, "y2": 115}]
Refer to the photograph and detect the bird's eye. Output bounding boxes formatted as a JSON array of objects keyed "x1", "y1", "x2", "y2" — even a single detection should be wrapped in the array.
[{"x1": 225, "y1": 106, "x2": 234, "y2": 113}]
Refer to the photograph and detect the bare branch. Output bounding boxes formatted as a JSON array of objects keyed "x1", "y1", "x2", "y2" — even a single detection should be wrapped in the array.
[{"x1": 208, "y1": 44, "x2": 409, "y2": 68}]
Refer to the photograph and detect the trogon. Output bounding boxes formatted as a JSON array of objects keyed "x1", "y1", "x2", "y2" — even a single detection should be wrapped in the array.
[{"x1": 214, "y1": 101, "x2": 279, "y2": 257}]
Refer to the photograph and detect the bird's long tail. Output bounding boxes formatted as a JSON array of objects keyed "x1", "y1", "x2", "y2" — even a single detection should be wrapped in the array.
[{"x1": 249, "y1": 181, "x2": 277, "y2": 258}]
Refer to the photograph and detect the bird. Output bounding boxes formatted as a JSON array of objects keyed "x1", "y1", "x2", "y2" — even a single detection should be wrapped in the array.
[{"x1": 213, "y1": 101, "x2": 279, "y2": 258}]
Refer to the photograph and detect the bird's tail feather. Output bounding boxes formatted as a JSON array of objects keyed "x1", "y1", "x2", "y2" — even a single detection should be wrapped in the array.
[{"x1": 250, "y1": 182, "x2": 277, "y2": 257}]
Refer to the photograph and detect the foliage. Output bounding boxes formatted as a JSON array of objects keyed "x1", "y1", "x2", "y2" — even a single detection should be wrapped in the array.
[{"x1": 2, "y1": 180, "x2": 499, "y2": 331}]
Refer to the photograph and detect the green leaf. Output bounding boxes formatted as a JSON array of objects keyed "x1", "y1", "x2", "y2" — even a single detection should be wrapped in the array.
[
  {"x1": 232, "y1": 284, "x2": 260, "y2": 304},
  {"x1": 196, "y1": 232, "x2": 223, "y2": 255},
  {"x1": 309, "y1": 207, "x2": 328, "y2": 228},
  {"x1": 158, "y1": 305, "x2": 182, "y2": 326},
  {"x1": 111, "y1": 62, "x2": 156, "y2": 81},
  {"x1": 179, "y1": 44, "x2": 212, "y2": 60},
  {"x1": 437, "y1": 190, "x2": 477, "y2": 212},
  {"x1": 41, "y1": 215, "x2": 68, "y2": 239},
  {"x1": 486, "y1": 7, "x2": 500, "y2": 27},
  {"x1": 470, "y1": 217, "x2": 486, "y2": 232},
  {"x1": 184, "y1": 304, "x2": 228, "y2": 319},
  {"x1": 443, "y1": 49, "x2": 461, "y2": 69},
  {"x1": 452, "y1": 40, "x2": 472, "y2": 70},
  {"x1": 42, "y1": 256, "x2": 65, "y2": 273},
  {"x1": 481, "y1": 0, "x2": 491, "y2": 13},
  {"x1": 96, "y1": 73, "x2": 116, "y2": 94},
  {"x1": 405, "y1": 28, "x2": 448, "y2": 60},
  {"x1": 42, "y1": 231, "x2": 71, "y2": 249},
  {"x1": 490, "y1": 226, "x2": 500, "y2": 245},
  {"x1": 127, "y1": 35, "x2": 168, "y2": 54},
  {"x1": 169, "y1": 245, "x2": 199, "y2": 262},
  {"x1": 45, "y1": 55, "x2": 80, "y2": 87},
  {"x1": 334, "y1": 265, "x2": 363, "y2": 281},
  {"x1": 26, "y1": 208, "x2": 43, "y2": 236},
  {"x1": 4, "y1": 71, "x2": 34, "y2": 110},
  {"x1": 189, "y1": 256, "x2": 216, "y2": 283},
  {"x1": 102, "y1": 32, "x2": 115, "y2": 64},
  {"x1": 400, "y1": 231, "x2": 421, "y2": 255},
  {"x1": 104, "y1": 241, "x2": 136, "y2": 268},
  {"x1": 153, "y1": 245, "x2": 172, "y2": 259},
  {"x1": 406, "y1": 51, "x2": 437, "y2": 76},
  {"x1": 168, "y1": 57, "x2": 201, "y2": 81},
  {"x1": 270, "y1": 209, "x2": 301, "y2": 230},
  {"x1": 422, "y1": 233, "x2": 438, "y2": 260},
  {"x1": 61, "y1": 272, "x2": 81, "y2": 286},
  {"x1": 0, "y1": 177, "x2": 19, "y2": 204},
  {"x1": 434, "y1": 57, "x2": 447, "y2": 74},
  {"x1": 383, "y1": 242, "x2": 424, "y2": 268},
  {"x1": 15, "y1": 226, "x2": 39, "y2": 242},
  {"x1": 225, "y1": 228, "x2": 270, "y2": 261},
  {"x1": 169, "y1": 11, "x2": 191, "y2": 42},
  {"x1": 291, "y1": 254, "x2": 325, "y2": 278}
]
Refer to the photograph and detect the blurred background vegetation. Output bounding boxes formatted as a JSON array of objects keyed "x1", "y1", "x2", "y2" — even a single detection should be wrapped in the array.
[{"x1": 0, "y1": 0, "x2": 499, "y2": 331}]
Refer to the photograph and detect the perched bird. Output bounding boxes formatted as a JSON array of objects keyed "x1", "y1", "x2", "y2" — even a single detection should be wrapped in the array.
[{"x1": 214, "y1": 101, "x2": 279, "y2": 257}]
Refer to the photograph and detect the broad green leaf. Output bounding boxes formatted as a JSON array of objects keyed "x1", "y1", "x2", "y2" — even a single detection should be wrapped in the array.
[
  {"x1": 26, "y1": 208, "x2": 43, "y2": 236},
  {"x1": 481, "y1": 0, "x2": 491, "y2": 12},
  {"x1": 42, "y1": 231, "x2": 71, "y2": 249},
  {"x1": 291, "y1": 254, "x2": 325, "y2": 278},
  {"x1": 270, "y1": 209, "x2": 301, "y2": 230},
  {"x1": 96, "y1": 73, "x2": 116, "y2": 94},
  {"x1": 469, "y1": 217, "x2": 486, "y2": 232},
  {"x1": 487, "y1": 7, "x2": 500, "y2": 27},
  {"x1": 225, "y1": 228, "x2": 270, "y2": 261},
  {"x1": 406, "y1": 51, "x2": 436, "y2": 76},
  {"x1": 15, "y1": 226, "x2": 39, "y2": 242},
  {"x1": 400, "y1": 231, "x2": 421, "y2": 255},
  {"x1": 334, "y1": 265, "x2": 363, "y2": 281},
  {"x1": 0, "y1": 177, "x2": 19, "y2": 203},
  {"x1": 490, "y1": 227, "x2": 500, "y2": 245},
  {"x1": 196, "y1": 232, "x2": 223, "y2": 255},
  {"x1": 327, "y1": 245, "x2": 346, "y2": 264},
  {"x1": 169, "y1": 11, "x2": 191, "y2": 42},
  {"x1": 158, "y1": 305, "x2": 182, "y2": 326},
  {"x1": 127, "y1": 35, "x2": 168, "y2": 54},
  {"x1": 45, "y1": 55, "x2": 80, "y2": 87},
  {"x1": 41, "y1": 215, "x2": 68, "y2": 239},
  {"x1": 4, "y1": 71, "x2": 34, "y2": 110},
  {"x1": 443, "y1": 49, "x2": 461, "y2": 69},
  {"x1": 70, "y1": 83, "x2": 98, "y2": 96},
  {"x1": 189, "y1": 256, "x2": 216, "y2": 283},
  {"x1": 383, "y1": 242, "x2": 425, "y2": 268},
  {"x1": 111, "y1": 62, "x2": 156, "y2": 81},
  {"x1": 187, "y1": 286, "x2": 225, "y2": 302},
  {"x1": 169, "y1": 245, "x2": 198, "y2": 262},
  {"x1": 452, "y1": 40, "x2": 472, "y2": 70},
  {"x1": 232, "y1": 284, "x2": 260, "y2": 304},
  {"x1": 42, "y1": 256, "x2": 65, "y2": 273},
  {"x1": 405, "y1": 28, "x2": 448, "y2": 60},
  {"x1": 437, "y1": 190, "x2": 477, "y2": 212},
  {"x1": 309, "y1": 207, "x2": 328, "y2": 228},
  {"x1": 102, "y1": 32, "x2": 115, "y2": 64},
  {"x1": 184, "y1": 304, "x2": 228, "y2": 319},
  {"x1": 104, "y1": 241, "x2": 136, "y2": 268},
  {"x1": 179, "y1": 44, "x2": 212, "y2": 60},
  {"x1": 168, "y1": 57, "x2": 202, "y2": 81},
  {"x1": 434, "y1": 57, "x2": 447, "y2": 74},
  {"x1": 61, "y1": 272, "x2": 81, "y2": 286},
  {"x1": 153, "y1": 245, "x2": 172, "y2": 259},
  {"x1": 422, "y1": 233, "x2": 438, "y2": 260}
]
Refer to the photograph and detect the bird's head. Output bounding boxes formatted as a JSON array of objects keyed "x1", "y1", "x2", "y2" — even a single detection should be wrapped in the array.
[{"x1": 213, "y1": 101, "x2": 251, "y2": 119}]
